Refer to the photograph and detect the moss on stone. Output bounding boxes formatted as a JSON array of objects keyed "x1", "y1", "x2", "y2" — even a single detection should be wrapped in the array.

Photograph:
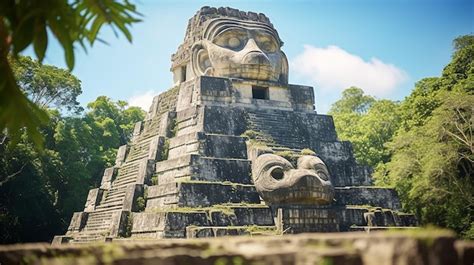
[
  {"x1": 244, "y1": 225, "x2": 278, "y2": 235},
  {"x1": 274, "y1": 150, "x2": 299, "y2": 166},
  {"x1": 151, "y1": 174, "x2": 158, "y2": 185},
  {"x1": 300, "y1": 148, "x2": 316, "y2": 156},
  {"x1": 135, "y1": 196, "x2": 146, "y2": 212},
  {"x1": 159, "y1": 139, "x2": 170, "y2": 161}
]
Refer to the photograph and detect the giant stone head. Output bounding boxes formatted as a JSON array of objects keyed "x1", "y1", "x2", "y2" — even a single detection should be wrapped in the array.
[{"x1": 171, "y1": 7, "x2": 289, "y2": 84}]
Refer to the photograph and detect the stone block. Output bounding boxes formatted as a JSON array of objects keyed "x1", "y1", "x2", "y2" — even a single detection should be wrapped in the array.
[
  {"x1": 146, "y1": 183, "x2": 179, "y2": 209},
  {"x1": 147, "y1": 136, "x2": 165, "y2": 161},
  {"x1": 155, "y1": 154, "x2": 252, "y2": 184},
  {"x1": 177, "y1": 182, "x2": 261, "y2": 207},
  {"x1": 136, "y1": 159, "x2": 155, "y2": 184},
  {"x1": 100, "y1": 167, "x2": 117, "y2": 190},
  {"x1": 334, "y1": 187, "x2": 402, "y2": 210},
  {"x1": 158, "y1": 111, "x2": 177, "y2": 137},
  {"x1": 132, "y1": 121, "x2": 142, "y2": 141},
  {"x1": 175, "y1": 106, "x2": 203, "y2": 136},
  {"x1": 66, "y1": 212, "x2": 88, "y2": 234},
  {"x1": 109, "y1": 211, "x2": 130, "y2": 237},
  {"x1": 338, "y1": 207, "x2": 369, "y2": 231},
  {"x1": 84, "y1": 188, "x2": 104, "y2": 212},
  {"x1": 51, "y1": 236, "x2": 72, "y2": 246},
  {"x1": 289, "y1": 84, "x2": 314, "y2": 112},
  {"x1": 274, "y1": 205, "x2": 340, "y2": 233},
  {"x1": 115, "y1": 145, "x2": 129, "y2": 166},
  {"x1": 122, "y1": 184, "x2": 144, "y2": 211},
  {"x1": 200, "y1": 133, "x2": 247, "y2": 159},
  {"x1": 233, "y1": 207, "x2": 274, "y2": 226},
  {"x1": 131, "y1": 212, "x2": 166, "y2": 238}
]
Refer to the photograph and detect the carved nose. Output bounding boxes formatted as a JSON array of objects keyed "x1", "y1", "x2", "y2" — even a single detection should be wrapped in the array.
[{"x1": 242, "y1": 39, "x2": 270, "y2": 65}]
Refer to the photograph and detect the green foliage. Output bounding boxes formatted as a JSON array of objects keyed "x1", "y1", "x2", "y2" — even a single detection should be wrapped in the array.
[
  {"x1": 11, "y1": 56, "x2": 83, "y2": 112},
  {"x1": 86, "y1": 96, "x2": 145, "y2": 148},
  {"x1": 329, "y1": 88, "x2": 400, "y2": 167},
  {"x1": 0, "y1": 0, "x2": 141, "y2": 148},
  {"x1": 135, "y1": 196, "x2": 145, "y2": 212},
  {"x1": 375, "y1": 92, "x2": 473, "y2": 237},
  {"x1": 373, "y1": 35, "x2": 474, "y2": 238},
  {"x1": 0, "y1": 95, "x2": 144, "y2": 243},
  {"x1": 329, "y1": 35, "x2": 474, "y2": 238},
  {"x1": 329, "y1": 87, "x2": 376, "y2": 114}
]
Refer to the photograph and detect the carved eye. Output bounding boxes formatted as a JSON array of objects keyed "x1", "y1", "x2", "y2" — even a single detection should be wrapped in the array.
[
  {"x1": 228, "y1": 37, "x2": 241, "y2": 49},
  {"x1": 270, "y1": 167, "x2": 285, "y2": 180},
  {"x1": 214, "y1": 30, "x2": 247, "y2": 51},
  {"x1": 316, "y1": 170, "x2": 329, "y2": 181},
  {"x1": 258, "y1": 40, "x2": 277, "y2": 53},
  {"x1": 255, "y1": 33, "x2": 278, "y2": 53},
  {"x1": 297, "y1": 155, "x2": 331, "y2": 182}
]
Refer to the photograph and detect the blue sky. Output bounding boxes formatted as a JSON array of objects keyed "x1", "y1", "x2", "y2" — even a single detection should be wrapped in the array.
[{"x1": 25, "y1": 0, "x2": 473, "y2": 113}]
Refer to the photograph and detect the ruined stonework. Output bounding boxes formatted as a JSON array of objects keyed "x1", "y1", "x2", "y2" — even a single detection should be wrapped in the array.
[{"x1": 53, "y1": 6, "x2": 416, "y2": 244}]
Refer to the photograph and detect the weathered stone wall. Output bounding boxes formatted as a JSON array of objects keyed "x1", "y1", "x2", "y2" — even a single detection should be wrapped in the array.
[
  {"x1": 334, "y1": 187, "x2": 402, "y2": 210},
  {"x1": 2, "y1": 230, "x2": 472, "y2": 265}
]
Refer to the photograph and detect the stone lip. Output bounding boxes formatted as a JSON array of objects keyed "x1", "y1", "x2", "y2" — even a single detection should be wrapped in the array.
[{"x1": 1, "y1": 229, "x2": 468, "y2": 265}]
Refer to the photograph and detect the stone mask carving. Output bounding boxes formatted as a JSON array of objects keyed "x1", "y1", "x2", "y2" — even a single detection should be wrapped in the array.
[
  {"x1": 252, "y1": 154, "x2": 335, "y2": 205},
  {"x1": 191, "y1": 18, "x2": 288, "y2": 82}
]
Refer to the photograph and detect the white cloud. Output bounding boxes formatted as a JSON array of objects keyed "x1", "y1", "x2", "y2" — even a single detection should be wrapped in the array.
[
  {"x1": 127, "y1": 90, "x2": 159, "y2": 111},
  {"x1": 291, "y1": 45, "x2": 407, "y2": 97}
]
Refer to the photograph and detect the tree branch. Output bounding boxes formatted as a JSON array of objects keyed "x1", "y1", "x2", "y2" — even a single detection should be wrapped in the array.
[{"x1": 0, "y1": 163, "x2": 27, "y2": 187}]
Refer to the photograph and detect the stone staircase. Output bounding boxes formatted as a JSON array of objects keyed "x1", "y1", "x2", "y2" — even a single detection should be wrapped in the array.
[
  {"x1": 246, "y1": 110, "x2": 308, "y2": 148},
  {"x1": 70, "y1": 135, "x2": 159, "y2": 243}
]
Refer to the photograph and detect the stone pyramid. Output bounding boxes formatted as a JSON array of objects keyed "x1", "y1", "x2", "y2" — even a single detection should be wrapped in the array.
[{"x1": 53, "y1": 6, "x2": 416, "y2": 245}]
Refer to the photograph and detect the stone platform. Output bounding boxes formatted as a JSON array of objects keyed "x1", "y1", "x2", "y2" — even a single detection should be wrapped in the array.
[{"x1": 3, "y1": 230, "x2": 473, "y2": 265}]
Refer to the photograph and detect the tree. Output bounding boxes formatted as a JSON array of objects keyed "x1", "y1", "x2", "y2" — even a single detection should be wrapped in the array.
[
  {"x1": 86, "y1": 96, "x2": 144, "y2": 147},
  {"x1": 0, "y1": 0, "x2": 141, "y2": 147},
  {"x1": 329, "y1": 87, "x2": 376, "y2": 115},
  {"x1": 0, "y1": 98, "x2": 145, "y2": 243},
  {"x1": 329, "y1": 87, "x2": 399, "y2": 168},
  {"x1": 374, "y1": 35, "x2": 474, "y2": 238},
  {"x1": 11, "y1": 55, "x2": 82, "y2": 112}
]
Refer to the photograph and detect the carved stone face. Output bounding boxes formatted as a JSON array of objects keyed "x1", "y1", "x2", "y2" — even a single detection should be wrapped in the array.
[
  {"x1": 252, "y1": 154, "x2": 334, "y2": 205},
  {"x1": 192, "y1": 18, "x2": 288, "y2": 83}
]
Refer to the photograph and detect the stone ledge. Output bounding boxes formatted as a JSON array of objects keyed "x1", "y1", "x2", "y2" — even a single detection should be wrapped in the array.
[{"x1": 0, "y1": 229, "x2": 470, "y2": 265}]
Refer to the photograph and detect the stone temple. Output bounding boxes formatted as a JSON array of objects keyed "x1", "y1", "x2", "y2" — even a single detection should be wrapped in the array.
[{"x1": 53, "y1": 6, "x2": 416, "y2": 244}]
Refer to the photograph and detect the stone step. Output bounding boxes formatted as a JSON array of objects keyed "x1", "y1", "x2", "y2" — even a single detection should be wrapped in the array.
[
  {"x1": 72, "y1": 231, "x2": 108, "y2": 242},
  {"x1": 112, "y1": 175, "x2": 138, "y2": 187},
  {"x1": 110, "y1": 180, "x2": 137, "y2": 190},
  {"x1": 85, "y1": 218, "x2": 112, "y2": 226},
  {"x1": 102, "y1": 196, "x2": 125, "y2": 205},
  {"x1": 87, "y1": 212, "x2": 113, "y2": 220},
  {"x1": 115, "y1": 161, "x2": 141, "y2": 178},
  {"x1": 95, "y1": 201, "x2": 124, "y2": 210},
  {"x1": 126, "y1": 137, "x2": 155, "y2": 162},
  {"x1": 93, "y1": 205, "x2": 122, "y2": 213},
  {"x1": 87, "y1": 212, "x2": 114, "y2": 220},
  {"x1": 83, "y1": 223, "x2": 111, "y2": 231},
  {"x1": 104, "y1": 192, "x2": 126, "y2": 201},
  {"x1": 106, "y1": 187, "x2": 127, "y2": 195}
]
